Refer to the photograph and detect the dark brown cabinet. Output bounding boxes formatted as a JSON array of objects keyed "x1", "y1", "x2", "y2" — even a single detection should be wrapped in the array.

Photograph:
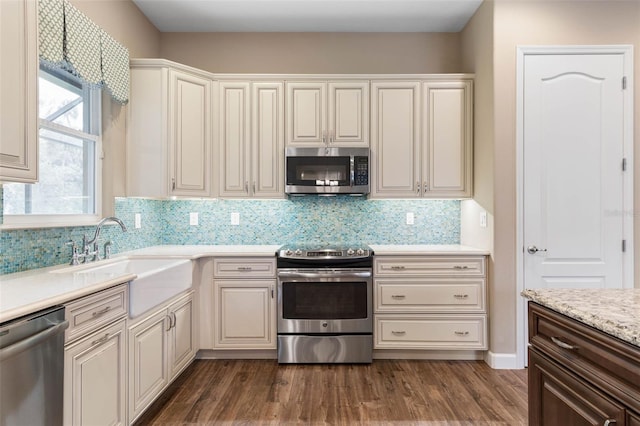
[{"x1": 528, "y1": 302, "x2": 640, "y2": 426}]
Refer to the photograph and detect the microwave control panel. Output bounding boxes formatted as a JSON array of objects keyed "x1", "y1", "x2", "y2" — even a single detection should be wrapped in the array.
[{"x1": 354, "y1": 157, "x2": 369, "y2": 186}]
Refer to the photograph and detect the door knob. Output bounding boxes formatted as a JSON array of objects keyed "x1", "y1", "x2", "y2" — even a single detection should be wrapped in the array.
[{"x1": 527, "y1": 245, "x2": 547, "y2": 254}]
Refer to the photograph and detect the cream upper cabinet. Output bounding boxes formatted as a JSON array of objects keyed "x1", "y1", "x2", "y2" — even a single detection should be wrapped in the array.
[
  {"x1": 218, "y1": 80, "x2": 284, "y2": 198},
  {"x1": 127, "y1": 59, "x2": 212, "y2": 198},
  {"x1": 370, "y1": 81, "x2": 421, "y2": 198},
  {"x1": 423, "y1": 80, "x2": 473, "y2": 198},
  {"x1": 286, "y1": 80, "x2": 369, "y2": 147},
  {"x1": 0, "y1": 0, "x2": 38, "y2": 183},
  {"x1": 371, "y1": 78, "x2": 473, "y2": 199}
]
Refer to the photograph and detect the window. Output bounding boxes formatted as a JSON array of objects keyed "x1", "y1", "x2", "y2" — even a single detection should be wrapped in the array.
[{"x1": 3, "y1": 66, "x2": 102, "y2": 226}]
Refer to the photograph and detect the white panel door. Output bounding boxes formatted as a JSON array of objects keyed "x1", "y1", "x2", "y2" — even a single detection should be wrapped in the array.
[
  {"x1": 328, "y1": 81, "x2": 369, "y2": 146},
  {"x1": 370, "y1": 81, "x2": 421, "y2": 198},
  {"x1": 169, "y1": 70, "x2": 211, "y2": 196},
  {"x1": 168, "y1": 295, "x2": 195, "y2": 380},
  {"x1": 523, "y1": 53, "x2": 629, "y2": 290}
]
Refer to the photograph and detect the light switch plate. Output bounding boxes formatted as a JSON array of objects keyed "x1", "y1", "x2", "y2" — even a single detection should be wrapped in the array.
[
  {"x1": 406, "y1": 212, "x2": 415, "y2": 225},
  {"x1": 134, "y1": 213, "x2": 141, "y2": 229},
  {"x1": 231, "y1": 212, "x2": 240, "y2": 226},
  {"x1": 189, "y1": 212, "x2": 199, "y2": 226},
  {"x1": 480, "y1": 211, "x2": 487, "y2": 228}
]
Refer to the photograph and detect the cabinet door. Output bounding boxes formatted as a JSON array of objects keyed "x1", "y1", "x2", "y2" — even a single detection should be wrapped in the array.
[
  {"x1": 169, "y1": 294, "x2": 195, "y2": 380},
  {"x1": 528, "y1": 348, "x2": 625, "y2": 426},
  {"x1": 286, "y1": 82, "x2": 326, "y2": 146},
  {"x1": 169, "y1": 69, "x2": 211, "y2": 196},
  {"x1": 370, "y1": 81, "x2": 421, "y2": 198},
  {"x1": 219, "y1": 81, "x2": 251, "y2": 197},
  {"x1": 423, "y1": 80, "x2": 473, "y2": 198},
  {"x1": 252, "y1": 81, "x2": 284, "y2": 197},
  {"x1": 328, "y1": 81, "x2": 369, "y2": 147},
  {"x1": 64, "y1": 319, "x2": 126, "y2": 426},
  {"x1": 0, "y1": 0, "x2": 38, "y2": 182},
  {"x1": 213, "y1": 280, "x2": 276, "y2": 349},
  {"x1": 128, "y1": 310, "x2": 169, "y2": 424}
]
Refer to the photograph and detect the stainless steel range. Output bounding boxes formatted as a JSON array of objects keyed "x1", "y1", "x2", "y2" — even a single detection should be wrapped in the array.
[{"x1": 276, "y1": 244, "x2": 373, "y2": 364}]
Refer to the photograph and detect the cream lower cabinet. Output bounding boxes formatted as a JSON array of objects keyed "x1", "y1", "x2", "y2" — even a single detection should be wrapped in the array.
[
  {"x1": 0, "y1": 0, "x2": 38, "y2": 183},
  {"x1": 373, "y1": 255, "x2": 487, "y2": 350},
  {"x1": 128, "y1": 291, "x2": 195, "y2": 424},
  {"x1": 370, "y1": 78, "x2": 473, "y2": 198},
  {"x1": 218, "y1": 81, "x2": 284, "y2": 198},
  {"x1": 64, "y1": 285, "x2": 128, "y2": 426},
  {"x1": 128, "y1": 59, "x2": 212, "y2": 197},
  {"x1": 212, "y1": 258, "x2": 277, "y2": 349}
]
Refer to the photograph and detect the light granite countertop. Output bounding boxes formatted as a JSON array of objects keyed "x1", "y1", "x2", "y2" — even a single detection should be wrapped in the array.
[{"x1": 522, "y1": 288, "x2": 640, "y2": 348}]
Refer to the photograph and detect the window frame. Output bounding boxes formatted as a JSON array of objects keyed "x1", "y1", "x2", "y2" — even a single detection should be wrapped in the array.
[{"x1": 1, "y1": 67, "x2": 103, "y2": 229}]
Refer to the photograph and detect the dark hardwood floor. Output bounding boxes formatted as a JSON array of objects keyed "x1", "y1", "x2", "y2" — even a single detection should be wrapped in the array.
[{"x1": 137, "y1": 359, "x2": 528, "y2": 425}]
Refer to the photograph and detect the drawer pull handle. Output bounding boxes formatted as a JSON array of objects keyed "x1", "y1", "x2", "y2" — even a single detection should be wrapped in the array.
[
  {"x1": 453, "y1": 294, "x2": 469, "y2": 299},
  {"x1": 454, "y1": 331, "x2": 470, "y2": 336},
  {"x1": 453, "y1": 265, "x2": 470, "y2": 270},
  {"x1": 603, "y1": 420, "x2": 616, "y2": 426},
  {"x1": 390, "y1": 266, "x2": 405, "y2": 270},
  {"x1": 237, "y1": 267, "x2": 253, "y2": 272},
  {"x1": 391, "y1": 331, "x2": 406, "y2": 336},
  {"x1": 91, "y1": 334, "x2": 109, "y2": 347},
  {"x1": 551, "y1": 336, "x2": 578, "y2": 351},
  {"x1": 391, "y1": 295, "x2": 406, "y2": 299},
  {"x1": 92, "y1": 306, "x2": 111, "y2": 317}
]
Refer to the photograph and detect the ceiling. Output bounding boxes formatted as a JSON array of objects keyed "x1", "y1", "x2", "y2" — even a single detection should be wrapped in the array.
[{"x1": 132, "y1": 0, "x2": 484, "y2": 33}]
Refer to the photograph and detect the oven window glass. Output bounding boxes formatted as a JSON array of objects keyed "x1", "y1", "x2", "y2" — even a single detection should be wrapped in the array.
[
  {"x1": 286, "y1": 156, "x2": 350, "y2": 186},
  {"x1": 282, "y1": 281, "x2": 368, "y2": 319}
]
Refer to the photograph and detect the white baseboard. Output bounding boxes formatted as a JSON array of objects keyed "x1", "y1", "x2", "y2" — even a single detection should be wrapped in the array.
[{"x1": 485, "y1": 351, "x2": 523, "y2": 369}]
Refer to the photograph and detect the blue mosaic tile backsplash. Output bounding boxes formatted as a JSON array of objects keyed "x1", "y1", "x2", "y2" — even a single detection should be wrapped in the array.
[{"x1": 1, "y1": 195, "x2": 460, "y2": 274}]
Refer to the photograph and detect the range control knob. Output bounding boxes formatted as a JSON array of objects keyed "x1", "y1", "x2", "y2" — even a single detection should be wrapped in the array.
[
  {"x1": 356, "y1": 248, "x2": 365, "y2": 256},
  {"x1": 346, "y1": 248, "x2": 355, "y2": 256},
  {"x1": 295, "y1": 249, "x2": 303, "y2": 256},
  {"x1": 284, "y1": 249, "x2": 293, "y2": 256}
]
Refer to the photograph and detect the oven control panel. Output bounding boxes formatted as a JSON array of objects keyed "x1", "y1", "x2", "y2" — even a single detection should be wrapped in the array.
[{"x1": 278, "y1": 247, "x2": 372, "y2": 260}]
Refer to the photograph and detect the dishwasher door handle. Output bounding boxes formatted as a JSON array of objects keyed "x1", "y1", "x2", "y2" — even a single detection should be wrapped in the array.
[{"x1": 0, "y1": 320, "x2": 69, "y2": 362}]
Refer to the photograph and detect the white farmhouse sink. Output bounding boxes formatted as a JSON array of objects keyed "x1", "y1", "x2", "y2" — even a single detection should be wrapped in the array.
[{"x1": 52, "y1": 257, "x2": 193, "y2": 318}]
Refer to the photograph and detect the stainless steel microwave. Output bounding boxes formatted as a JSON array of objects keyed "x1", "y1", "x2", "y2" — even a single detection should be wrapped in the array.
[{"x1": 285, "y1": 147, "x2": 370, "y2": 195}]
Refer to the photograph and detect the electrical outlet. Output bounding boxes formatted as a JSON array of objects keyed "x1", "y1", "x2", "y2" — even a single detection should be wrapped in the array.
[
  {"x1": 479, "y1": 211, "x2": 487, "y2": 228},
  {"x1": 189, "y1": 212, "x2": 199, "y2": 226},
  {"x1": 134, "y1": 213, "x2": 141, "y2": 229},
  {"x1": 406, "y1": 212, "x2": 415, "y2": 225},
  {"x1": 231, "y1": 212, "x2": 240, "y2": 226}
]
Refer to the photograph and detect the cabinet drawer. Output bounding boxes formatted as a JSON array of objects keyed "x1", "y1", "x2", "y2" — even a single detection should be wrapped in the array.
[
  {"x1": 65, "y1": 284, "x2": 128, "y2": 343},
  {"x1": 213, "y1": 258, "x2": 276, "y2": 278},
  {"x1": 374, "y1": 256, "x2": 485, "y2": 277},
  {"x1": 528, "y1": 348, "x2": 626, "y2": 426},
  {"x1": 529, "y1": 302, "x2": 640, "y2": 414},
  {"x1": 375, "y1": 278, "x2": 485, "y2": 313},
  {"x1": 374, "y1": 315, "x2": 487, "y2": 349}
]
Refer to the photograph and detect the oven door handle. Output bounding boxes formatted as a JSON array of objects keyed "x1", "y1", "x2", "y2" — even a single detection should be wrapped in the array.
[{"x1": 277, "y1": 270, "x2": 372, "y2": 279}]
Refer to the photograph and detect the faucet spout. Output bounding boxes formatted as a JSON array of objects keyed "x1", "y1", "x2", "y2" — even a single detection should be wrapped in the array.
[{"x1": 87, "y1": 216, "x2": 127, "y2": 246}]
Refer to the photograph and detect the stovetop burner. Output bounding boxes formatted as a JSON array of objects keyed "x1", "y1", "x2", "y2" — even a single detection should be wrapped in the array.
[{"x1": 277, "y1": 243, "x2": 373, "y2": 260}]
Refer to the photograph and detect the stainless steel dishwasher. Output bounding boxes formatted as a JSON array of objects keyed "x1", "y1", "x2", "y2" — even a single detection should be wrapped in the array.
[{"x1": 0, "y1": 306, "x2": 68, "y2": 426}]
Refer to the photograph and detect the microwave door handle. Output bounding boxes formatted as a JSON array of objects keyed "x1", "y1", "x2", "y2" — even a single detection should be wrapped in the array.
[{"x1": 350, "y1": 156, "x2": 355, "y2": 187}]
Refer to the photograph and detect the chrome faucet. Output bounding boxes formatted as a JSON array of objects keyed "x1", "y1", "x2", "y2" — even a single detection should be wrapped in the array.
[{"x1": 81, "y1": 217, "x2": 127, "y2": 262}]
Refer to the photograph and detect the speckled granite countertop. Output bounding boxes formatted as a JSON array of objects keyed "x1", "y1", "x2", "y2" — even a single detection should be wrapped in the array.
[{"x1": 522, "y1": 288, "x2": 640, "y2": 348}]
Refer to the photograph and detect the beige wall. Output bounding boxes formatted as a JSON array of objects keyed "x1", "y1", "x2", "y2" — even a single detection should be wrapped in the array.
[
  {"x1": 489, "y1": 0, "x2": 640, "y2": 356},
  {"x1": 69, "y1": 0, "x2": 161, "y2": 215},
  {"x1": 160, "y1": 32, "x2": 461, "y2": 74}
]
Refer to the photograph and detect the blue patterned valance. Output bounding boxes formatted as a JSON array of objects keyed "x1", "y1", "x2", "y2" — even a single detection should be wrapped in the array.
[{"x1": 38, "y1": 0, "x2": 129, "y2": 104}]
